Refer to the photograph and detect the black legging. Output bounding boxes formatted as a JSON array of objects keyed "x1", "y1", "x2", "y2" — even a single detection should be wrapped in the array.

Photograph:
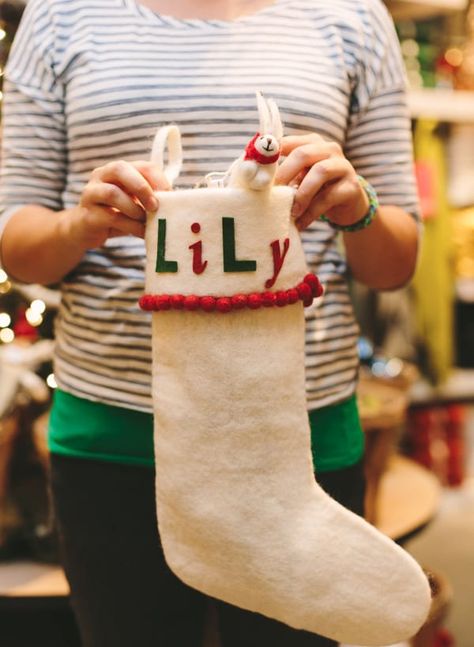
[{"x1": 50, "y1": 454, "x2": 365, "y2": 647}]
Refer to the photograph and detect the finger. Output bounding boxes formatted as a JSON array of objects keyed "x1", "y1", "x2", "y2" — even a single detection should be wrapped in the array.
[
  {"x1": 279, "y1": 133, "x2": 325, "y2": 156},
  {"x1": 275, "y1": 142, "x2": 338, "y2": 186},
  {"x1": 94, "y1": 160, "x2": 159, "y2": 211},
  {"x1": 295, "y1": 181, "x2": 357, "y2": 231},
  {"x1": 291, "y1": 157, "x2": 353, "y2": 219},
  {"x1": 82, "y1": 182, "x2": 146, "y2": 220},
  {"x1": 131, "y1": 160, "x2": 171, "y2": 192},
  {"x1": 109, "y1": 228, "x2": 127, "y2": 238},
  {"x1": 107, "y1": 209, "x2": 146, "y2": 238}
]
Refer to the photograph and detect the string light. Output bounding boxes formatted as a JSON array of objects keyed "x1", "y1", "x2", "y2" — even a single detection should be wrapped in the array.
[
  {"x1": 25, "y1": 307, "x2": 43, "y2": 327},
  {"x1": 0, "y1": 313, "x2": 11, "y2": 328},
  {"x1": 0, "y1": 270, "x2": 8, "y2": 283},
  {"x1": 46, "y1": 373, "x2": 58, "y2": 389},
  {"x1": 445, "y1": 48, "x2": 463, "y2": 68},
  {"x1": 0, "y1": 280, "x2": 11, "y2": 294},
  {"x1": 0, "y1": 29, "x2": 6, "y2": 41},
  {"x1": 0, "y1": 328, "x2": 15, "y2": 343},
  {"x1": 30, "y1": 299, "x2": 46, "y2": 314}
]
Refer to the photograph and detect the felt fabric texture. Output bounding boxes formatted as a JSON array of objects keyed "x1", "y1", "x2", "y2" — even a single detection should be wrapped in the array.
[
  {"x1": 145, "y1": 122, "x2": 431, "y2": 645},
  {"x1": 145, "y1": 189, "x2": 431, "y2": 646},
  {"x1": 145, "y1": 186, "x2": 301, "y2": 297}
]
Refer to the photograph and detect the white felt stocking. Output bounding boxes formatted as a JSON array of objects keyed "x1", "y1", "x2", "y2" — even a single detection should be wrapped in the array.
[{"x1": 141, "y1": 126, "x2": 431, "y2": 646}]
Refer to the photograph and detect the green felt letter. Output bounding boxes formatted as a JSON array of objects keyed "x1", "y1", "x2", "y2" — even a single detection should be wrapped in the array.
[
  {"x1": 222, "y1": 218, "x2": 257, "y2": 273},
  {"x1": 156, "y1": 219, "x2": 178, "y2": 273}
]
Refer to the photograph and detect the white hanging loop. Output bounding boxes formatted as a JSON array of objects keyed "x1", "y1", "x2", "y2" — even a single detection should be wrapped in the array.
[{"x1": 150, "y1": 125, "x2": 183, "y2": 187}]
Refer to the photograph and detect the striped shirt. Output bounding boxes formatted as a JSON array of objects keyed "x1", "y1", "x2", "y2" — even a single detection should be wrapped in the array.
[{"x1": 0, "y1": 0, "x2": 418, "y2": 413}]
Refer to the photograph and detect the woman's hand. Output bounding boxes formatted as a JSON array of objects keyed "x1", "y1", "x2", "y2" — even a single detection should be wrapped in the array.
[
  {"x1": 70, "y1": 160, "x2": 170, "y2": 250},
  {"x1": 275, "y1": 133, "x2": 369, "y2": 231}
]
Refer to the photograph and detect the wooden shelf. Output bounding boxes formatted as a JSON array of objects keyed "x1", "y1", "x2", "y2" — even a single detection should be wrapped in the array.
[
  {"x1": 385, "y1": 0, "x2": 468, "y2": 20},
  {"x1": 408, "y1": 88, "x2": 474, "y2": 123},
  {"x1": 375, "y1": 455, "x2": 441, "y2": 541},
  {"x1": 0, "y1": 561, "x2": 69, "y2": 598},
  {"x1": 409, "y1": 368, "x2": 474, "y2": 404}
]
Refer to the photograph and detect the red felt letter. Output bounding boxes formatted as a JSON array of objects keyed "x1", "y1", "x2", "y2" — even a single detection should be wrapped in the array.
[
  {"x1": 265, "y1": 238, "x2": 290, "y2": 289},
  {"x1": 189, "y1": 222, "x2": 208, "y2": 275},
  {"x1": 189, "y1": 241, "x2": 208, "y2": 275}
]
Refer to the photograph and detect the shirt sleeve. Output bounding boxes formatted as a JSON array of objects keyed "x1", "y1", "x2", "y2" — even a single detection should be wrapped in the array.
[
  {"x1": 343, "y1": 0, "x2": 420, "y2": 220},
  {"x1": 0, "y1": 0, "x2": 67, "y2": 242}
]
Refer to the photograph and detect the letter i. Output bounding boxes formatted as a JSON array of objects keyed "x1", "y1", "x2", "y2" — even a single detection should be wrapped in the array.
[{"x1": 189, "y1": 223, "x2": 208, "y2": 275}]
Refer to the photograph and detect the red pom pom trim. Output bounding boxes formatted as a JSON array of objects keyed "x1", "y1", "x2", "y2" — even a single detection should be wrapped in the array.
[
  {"x1": 304, "y1": 273, "x2": 324, "y2": 298},
  {"x1": 248, "y1": 293, "x2": 263, "y2": 309},
  {"x1": 231, "y1": 294, "x2": 248, "y2": 309},
  {"x1": 139, "y1": 273, "x2": 323, "y2": 314},
  {"x1": 201, "y1": 296, "x2": 216, "y2": 312},
  {"x1": 216, "y1": 297, "x2": 232, "y2": 313},
  {"x1": 183, "y1": 295, "x2": 200, "y2": 310},
  {"x1": 170, "y1": 294, "x2": 185, "y2": 309}
]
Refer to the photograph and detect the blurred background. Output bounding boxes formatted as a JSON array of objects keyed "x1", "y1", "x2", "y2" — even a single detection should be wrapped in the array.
[{"x1": 0, "y1": 0, "x2": 474, "y2": 645}]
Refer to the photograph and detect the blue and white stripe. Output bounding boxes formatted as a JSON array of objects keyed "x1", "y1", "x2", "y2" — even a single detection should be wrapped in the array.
[{"x1": 0, "y1": 0, "x2": 418, "y2": 411}]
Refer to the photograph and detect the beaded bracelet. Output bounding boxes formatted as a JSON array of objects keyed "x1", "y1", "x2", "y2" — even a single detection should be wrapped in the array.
[{"x1": 319, "y1": 175, "x2": 379, "y2": 232}]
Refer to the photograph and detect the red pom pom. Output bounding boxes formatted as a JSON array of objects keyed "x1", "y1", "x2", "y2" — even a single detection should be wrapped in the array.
[
  {"x1": 248, "y1": 293, "x2": 263, "y2": 309},
  {"x1": 216, "y1": 297, "x2": 232, "y2": 313},
  {"x1": 231, "y1": 294, "x2": 248, "y2": 309},
  {"x1": 287, "y1": 288, "x2": 299, "y2": 304},
  {"x1": 276, "y1": 291, "x2": 289, "y2": 307},
  {"x1": 170, "y1": 294, "x2": 185, "y2": 309},
  {"x1": 201, "y1": 296, "x2": 216, "y2": 312},
  {"x1": 139, "y1": 295, "x2": 152, "y2": 310},
  {"x1": 296, "y1": 282, "x2": 313, "y2": 306},
  {"x1": 304, "y1": 273, "x2": 323, "y2": 297},
  {"x1": 183, "y1": 295, "x2": 200, "y2": 311},
  {"x1": 156, "y1": 295, "x2": 171, "y2": 310},
  {"x1": 262, "y1": 291, "x2": 277, "y2": 307}
]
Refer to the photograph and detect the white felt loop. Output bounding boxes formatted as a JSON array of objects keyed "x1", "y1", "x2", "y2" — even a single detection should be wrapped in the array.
[{"x1": 150, "y1": 125, "x2": 183, "y2": 187}]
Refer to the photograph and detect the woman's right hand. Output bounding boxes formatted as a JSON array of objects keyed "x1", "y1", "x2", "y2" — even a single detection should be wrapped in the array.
[{"x1": 70, "y1": 160, "x2": 171, "y2": 250}]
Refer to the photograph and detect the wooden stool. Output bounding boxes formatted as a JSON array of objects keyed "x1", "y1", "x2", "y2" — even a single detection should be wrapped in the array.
[
  {"x1": 375, "y1": 455, "x2": 441, "y2": 542},
  {"x1": 357, "y1": 376, "x2": 409, "y2": 525}
]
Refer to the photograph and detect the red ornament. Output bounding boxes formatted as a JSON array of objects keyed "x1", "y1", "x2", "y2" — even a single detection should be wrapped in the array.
[
  {"x1": 13, "y1": 307, "x2": 38, "y2": 340},
  {"x1": 216, "y1": 297, "x2": 232, "y2": 313}
]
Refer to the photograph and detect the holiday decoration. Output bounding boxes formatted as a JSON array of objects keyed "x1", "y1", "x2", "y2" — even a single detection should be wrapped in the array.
[
  {"x1": 141, "y1": 94, "x2": 431, "y2": 645},
  {"x1": 0, "y1": 273, "x2": 59, "y2": 561}
]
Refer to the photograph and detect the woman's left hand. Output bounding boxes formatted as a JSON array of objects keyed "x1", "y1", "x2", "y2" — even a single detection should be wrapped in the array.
[{"x1": 275, "y1": 133, "x2": 369, "y2": 231}]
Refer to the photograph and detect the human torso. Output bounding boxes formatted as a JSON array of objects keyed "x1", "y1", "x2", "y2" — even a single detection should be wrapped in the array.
[{"x1": 52, "y1": 0, "x2": 363, "y2": 410}]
